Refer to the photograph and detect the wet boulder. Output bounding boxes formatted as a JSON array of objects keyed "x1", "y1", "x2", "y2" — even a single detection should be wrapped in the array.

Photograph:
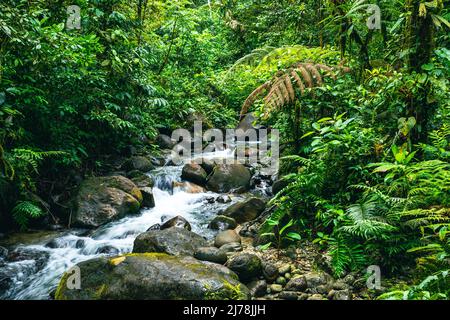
[
  {"x1": 206, "y1": 164, "x2": 251, "y2": 193},
  {"x1": 95, "y1": 245, "x2": 120, "y2": 255},
  {"x1": 146, "y1": 223, "x2": 161, "y2": 231},
  {"x1": 216, "y1": 195, "x2": 232, "y2": 203},
  {"x1": 140, "y1": 187, "x2": 155, "y2": 208},
  {"x1": 55, "y1": 253, "x2": 250, "y2": 300},
  {"x1": 278, "y1": 291, "x2": 299, "y2": 300},
  {"x1": 262, "y1": 262, "x2": 279, "y2": 282},
  {"x1": 160, "y1": 216, "x2": 191, "y2": 231},
  {"x1": 208, "y1": 215, "x2": 237, "y2": 231},
  {"x1": 332, "y1": 289, "x2": 352, "y2": 300},
  {"x1": 72, "y1": 176, "x2": 142, "y2": 228},
  {"x1": 194, "y1": 247, "x2": 228, "y2": 264},
  {"x1": 303, "y1": 272, "x2": 333, "y2": 294},
  {"x1": 133, "y1": 227, "x2": 207, "y2": 256},
  {"x1": 222, "y1": 197, "x2": 266, "y2": 223},
  {"x1": 285, "y1": 276, "x2": 307, "y2": 292},
  {"x1": 181, "y1": 163, "x2": 208, "y2": 186},
  {"x1": 199, "y1": 159, "x2": 216, "y2": 175}
]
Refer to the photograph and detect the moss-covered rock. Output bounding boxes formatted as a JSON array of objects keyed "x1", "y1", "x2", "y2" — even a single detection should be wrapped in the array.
[
  {"x1": 72, "y1": 176, "x2": 142, "y2": 228},
  {"x1": 133, "y1": 227, "x2": 207, "y2": 256},
  {"x1": 226, "y1": 253, "x2": 262, "y2": 283},
  {"x1": 55, "y1": 253, "x2": 250, "y2": 300},
  {"x1": 127, "y1": 170, "x2": 155, "y2": 188}
]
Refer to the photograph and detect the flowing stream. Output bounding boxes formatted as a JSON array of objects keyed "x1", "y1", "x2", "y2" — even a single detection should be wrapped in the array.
[{"x1": 0, "y1": 148, "x2": 268, "y2": 300}]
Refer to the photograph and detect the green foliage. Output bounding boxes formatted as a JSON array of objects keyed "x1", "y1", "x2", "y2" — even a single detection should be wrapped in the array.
[
  {"x1": 12, "y1": 201, "x2": 45, "y2": 231},
  {"x1": 341, "y1": 199, "x2": 397, "y2": 240},
  {"x1": 328, "y1": 234, "x2": 367, "y2": 278},
  {"x1": 260, "y1": 218, "x2": 302, "y2": 250},
  {"x1": 378, "y1": 270, "x2": 449, "y2": 300}
]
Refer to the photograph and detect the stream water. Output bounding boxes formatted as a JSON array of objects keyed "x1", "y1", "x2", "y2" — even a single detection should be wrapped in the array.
[{"x1": 0, "y1": 148, "x2": 269, "y2": 300}]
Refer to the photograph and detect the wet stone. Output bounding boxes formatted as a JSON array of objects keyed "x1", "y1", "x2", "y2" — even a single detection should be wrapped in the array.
[
  {"x1": 262, "y1": 262, "x2": 279, "y2": 282},
  {"x1": 219, "y1": 242, "x2": 242, "y2": 253},
  {"x1": 194, "y1": 247, "x2": 228, "y2": 264},
  {"x1": 95, "y1": 245, "x2": 120, "y2": 255},
  {"x1": 275, "y1": 276, "x2": 287, "y2": 286},
  {"x1": 247, "y1": 280, "x2": 267, "y2": 298},
  {"x1": 278, "y1": 291, "x2": 298, "y2": 300},
  {"x1": 269, "y1": 284, "x2": 283, "y2": 293}
]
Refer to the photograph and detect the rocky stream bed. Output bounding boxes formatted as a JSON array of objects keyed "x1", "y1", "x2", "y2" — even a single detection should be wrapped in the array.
[{"x1": 0, "y1": 139, "x2": 373, "y2": 300}]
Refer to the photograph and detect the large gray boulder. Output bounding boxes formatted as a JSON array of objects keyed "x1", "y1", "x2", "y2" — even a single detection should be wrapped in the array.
[
  {"x1": 181, "y1": 163, "x2": 208, "y2": 186},
  {"x1": 55, "y1": 253, "x2": 250, "y2": 300},
  {"x1": 223, "y1": 197, "x2": 266, "y2": 223},
  {"x1": 72, "y1": 176, "x2": 142, "y2": 228},
  {"x1": 133, "y1": 227, "x2": 207, "y2": 256},
  {"x1": 206, "y1": 164, "x2": 251, "y2": 193}
]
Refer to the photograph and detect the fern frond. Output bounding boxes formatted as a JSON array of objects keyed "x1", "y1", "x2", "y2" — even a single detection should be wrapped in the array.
[
  {"x1": 12, "y1": 201, "x2": 45, "y2": 230},
  {"x1": 239, "y1": 62, "x2": 350, "y2": 118}
]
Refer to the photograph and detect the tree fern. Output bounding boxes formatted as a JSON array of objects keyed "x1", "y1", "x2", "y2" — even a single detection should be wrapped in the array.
[{"x1": 239, "y1": 62, "x2": 349, "y2": 119}]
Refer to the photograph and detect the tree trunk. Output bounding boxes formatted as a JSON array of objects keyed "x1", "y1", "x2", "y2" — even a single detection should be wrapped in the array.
[
  {"x1": 405, "y1": 0, "x2": 441, "y2": 142},
  {"x1": 406, "y1": 0, "x2": 435, "y2": 72}
]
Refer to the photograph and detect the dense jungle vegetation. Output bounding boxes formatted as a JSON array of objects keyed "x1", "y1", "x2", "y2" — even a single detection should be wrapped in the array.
[{"x1": 0, "y1": 0, "x2": 449, "y2": 300}]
